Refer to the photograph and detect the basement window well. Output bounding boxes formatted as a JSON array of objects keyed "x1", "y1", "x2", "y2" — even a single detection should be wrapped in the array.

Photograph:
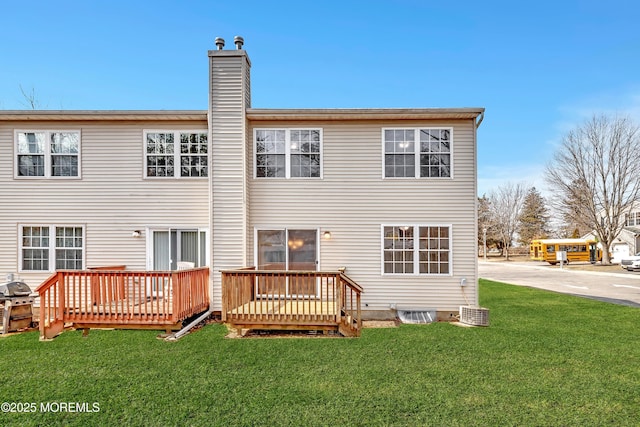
[{"x1": 396, "y1": 308, "x2": 436, "y2": 324}]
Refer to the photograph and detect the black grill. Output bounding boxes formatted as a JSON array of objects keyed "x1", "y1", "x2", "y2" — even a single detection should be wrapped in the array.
[
  {"x1": 0, "y1": 281, "x2": 32, "y2": 300},
  {"x1": 0, "y1": 281, "x2": 34, "y2": 334}
]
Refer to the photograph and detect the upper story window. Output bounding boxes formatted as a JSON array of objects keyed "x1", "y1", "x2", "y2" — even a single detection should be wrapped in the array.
[
  {"x1": 254, "y1": 129, "x2": 322, "y2": 178},
  {"x1": 383, "y1": 128, "x2": 452, "y2": 178},
  {"x1": 145, "y1": 131, "x2": 208, "y2": 178},
  {"x1": 20, "y1": 225, "x2": 84, "y2": 272},
  {"x1": 16, "y1": 131, "x2": 80, "y2": 178},
  {"x1": 625, "y1": 212, "x2": 640, "y2": 227}
]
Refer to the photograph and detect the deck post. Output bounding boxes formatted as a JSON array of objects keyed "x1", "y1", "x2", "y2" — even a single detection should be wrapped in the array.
[
  {"x1": 356, "y1": 290, "x2": 362, "y2": 331},
  {"x1": 221, "y1": 272, "x2": 228, "y2": 322},
  {"x1": 57, "y1": 271, "x2": 65, "y2": 323},
  {"x1": 335, "y1": 273, "x2": 342, "y2": 324},
  {"x1": 170, "y1": 271, "x2": 178, "y2": 324}
]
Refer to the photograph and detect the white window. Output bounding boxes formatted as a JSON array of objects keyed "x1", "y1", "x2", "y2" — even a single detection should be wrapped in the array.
[
  {"x1": 254, "y1": 129, "x2": 322, "y2": 178},
  {"x1": 625, "y1": 212, "x2": 640, "y2": 226},
  {"x1": 382, "y1": 225, "x2": 451, "y2": 275},
  {"x1": 16, "y1": 131, "x2": 80, "y2": 178},
  {"x1": 144, "y1": 131, "x2": 208, "y2": 178},
  {"x1": 20, "y1": 225, "x2": 84, "y2": 271},
  {"x1": 383, "y1": 128, "x2": 452, "y2": 178}
]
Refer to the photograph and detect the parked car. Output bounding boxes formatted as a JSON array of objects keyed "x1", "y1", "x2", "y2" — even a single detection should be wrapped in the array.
[{"x1": 620, "y1": 252, "x2": 640, "y2": 271}]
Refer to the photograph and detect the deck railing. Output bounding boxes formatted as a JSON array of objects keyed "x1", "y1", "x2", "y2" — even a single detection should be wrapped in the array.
[
  {"x1": 36, "y1": 267, "x2": 209, "y2": 340},
  {"x1": 221, "y1": 269, "x2": 363, "y2": 336},
  {"x1": 338, "y1": 273, "x2": 363, "y2": 336}
]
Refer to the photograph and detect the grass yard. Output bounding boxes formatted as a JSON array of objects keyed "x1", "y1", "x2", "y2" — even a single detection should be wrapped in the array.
[{"x1": 1, "y1": 280, "x2": 639, "y2": 426}]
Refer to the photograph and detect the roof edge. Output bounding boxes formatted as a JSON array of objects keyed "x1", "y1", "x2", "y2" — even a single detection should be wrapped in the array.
[
  {"x1": 0, "y1": 110, "x2": 208, "y2": 121},
  {"x1": 0, "y1": 107, "x2": 486, "y2": 122},
  {"x1": 246, "y1": 107, "x2": 485, "y2": 121}
]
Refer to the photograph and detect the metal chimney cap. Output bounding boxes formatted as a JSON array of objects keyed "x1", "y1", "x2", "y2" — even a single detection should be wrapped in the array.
[
  {"x1": 214, "y1": 37, "x2": 225, "y2": 50},
  {"x1": 234, "y1": 36, "x2": 244, "y2": 50}
]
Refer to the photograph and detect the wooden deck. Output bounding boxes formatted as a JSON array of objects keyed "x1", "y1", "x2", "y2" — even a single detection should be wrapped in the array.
[
  {"x1": 222, "y1": 269, "x2": 363, "y2": 336},
  {"x1": 36, "y1": 267, "x2": 210, "y2": 339}
]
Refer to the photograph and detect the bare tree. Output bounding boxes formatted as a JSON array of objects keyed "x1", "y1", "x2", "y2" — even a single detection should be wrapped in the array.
[
  {"x1": 478, "y1": 195, "x2": 494, "y2": 256},
  {"x1": 545, "y1": 114, "x2": 640, "y2": 264},
  {"x1": 557, "y1": 180, "x2": 595, "y2": 238},
  {"x1": 19, "y1": 85, "x2": 43, "y2": 109},
  {"x1": 488, "y1": 182, "x2": 527, "y2": 260}
]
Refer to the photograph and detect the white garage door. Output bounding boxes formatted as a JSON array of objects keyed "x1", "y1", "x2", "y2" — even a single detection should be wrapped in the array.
[{"x1": 611, "y1": 243, "x2": 630, "y2": 264}]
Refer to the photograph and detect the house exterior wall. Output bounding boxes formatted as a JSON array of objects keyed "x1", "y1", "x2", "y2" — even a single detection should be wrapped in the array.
[
  {"x1": 247, "y1": 119, "x2": 478, "y2": 313},
  {"x1": 0, "y1": 119, "x2": 209, "y2": 287}
]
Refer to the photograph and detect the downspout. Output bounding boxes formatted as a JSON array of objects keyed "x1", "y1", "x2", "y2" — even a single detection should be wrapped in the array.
[
  {"x1": 473, "y1": 109, "x2": 484, "y2": 308},
  {"x1": 165, "y1": 308, "x2": 213, "y2": 341},
  {"x1": 475, "y1": 111, "x2": 484, "y2": 129}
]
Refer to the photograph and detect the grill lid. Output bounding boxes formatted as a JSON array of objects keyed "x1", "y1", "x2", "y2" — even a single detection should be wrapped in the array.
[{"x1": 0, "y1": 281, "x2": 32, "y2": 298}]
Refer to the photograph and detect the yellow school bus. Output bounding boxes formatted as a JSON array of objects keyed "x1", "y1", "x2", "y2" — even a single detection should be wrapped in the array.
[{"x1": 530, "y1": 239, "x2": 601, "y2": 265}]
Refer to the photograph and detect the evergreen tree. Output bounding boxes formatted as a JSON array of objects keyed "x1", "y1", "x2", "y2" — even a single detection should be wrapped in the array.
[{"x1": 517, "y1": 187, "x2": 550, "y2": 246}]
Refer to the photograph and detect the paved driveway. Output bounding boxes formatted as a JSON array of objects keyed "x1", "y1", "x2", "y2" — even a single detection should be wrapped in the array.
[{"x1": 479, "y1": 261, "x2": 640, "y2": 307}]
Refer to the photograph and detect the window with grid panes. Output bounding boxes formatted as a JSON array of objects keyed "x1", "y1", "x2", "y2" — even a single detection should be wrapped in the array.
[
  {"x1": 383, "y1": 128, "x2": 451, "y2": 178},
  {"x1": 255, "y1": 129, "x2": 322, "y2": 178},
  {"x1": 20, "y1": 225, "x2": 84, "y2": 271},
  {"x1": 16, "y1": 131, "x2": 80, "y2": 178},
  {"x1": 145, "y1": 131, "x2": 208, "y2": 177},
  {"x1": 383, "y1": 225, "x2": 451, "y2": 275}
]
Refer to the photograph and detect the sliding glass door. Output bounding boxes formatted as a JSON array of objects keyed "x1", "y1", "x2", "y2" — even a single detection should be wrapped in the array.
[
  {"x1": 151, "y1": 229, "x2": 207, "y2": 270},
  {"x1": 256, "y1": 229, "x2": 318, "y2": 296}
]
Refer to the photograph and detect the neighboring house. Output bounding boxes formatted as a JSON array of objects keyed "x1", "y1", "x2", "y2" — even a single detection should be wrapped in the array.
[
  {"x1": 617, "y1": 201, "x2": 640, "y2": 260},
  {"x1": 582, "y1": 201, "x2": 640, "y2": 263},
  {"x1": 0, "y1": 37, "x2": 484, "y2": 320}
]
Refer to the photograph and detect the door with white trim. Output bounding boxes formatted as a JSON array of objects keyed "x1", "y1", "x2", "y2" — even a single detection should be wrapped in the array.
[
  {"x1": 149, "y1": 228, "x2": 208, "y2": 296},
  {"x1": 151, "y1": 228, "x2": 207, "y2": 270}
]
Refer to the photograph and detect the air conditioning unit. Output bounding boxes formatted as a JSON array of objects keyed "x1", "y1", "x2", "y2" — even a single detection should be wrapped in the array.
[{"x1": 459, "y1": 305, "x2": 489, "y2": 327}]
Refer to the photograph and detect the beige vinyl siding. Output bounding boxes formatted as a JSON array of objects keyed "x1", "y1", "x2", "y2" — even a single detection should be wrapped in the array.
[
  {"x1": 209, "y1": 51, "x2": 251, "y2": 310},
  {"x1": 248, "y1": 119, "x2": 478, "y2": 311},
  {"x1": 0, "y1": 120, "x2": 209, "y2": 289}
]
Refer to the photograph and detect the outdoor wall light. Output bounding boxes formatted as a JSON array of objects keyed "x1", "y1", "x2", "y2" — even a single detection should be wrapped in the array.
[
  {"x1": 323, "y1": 231, "x2": 332, "y2": 240},
  {"x1": 132, "y1": 230, "x2": 142, "y2": 238}
]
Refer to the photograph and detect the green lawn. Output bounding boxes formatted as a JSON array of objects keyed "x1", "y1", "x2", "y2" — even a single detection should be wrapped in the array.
[{"x1": 1, "y1": 280, "x2": 638, "y2": 426}]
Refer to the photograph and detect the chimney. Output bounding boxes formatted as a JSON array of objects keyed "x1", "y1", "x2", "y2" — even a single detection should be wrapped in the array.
[{"x1": 208, "y1": 36, "x2": 251, "y2": 291}]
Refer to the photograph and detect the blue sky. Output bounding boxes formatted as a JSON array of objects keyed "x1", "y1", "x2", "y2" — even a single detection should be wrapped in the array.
[{"x1": 2, "y1": 0, "x2": 639, "y2": 196}]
